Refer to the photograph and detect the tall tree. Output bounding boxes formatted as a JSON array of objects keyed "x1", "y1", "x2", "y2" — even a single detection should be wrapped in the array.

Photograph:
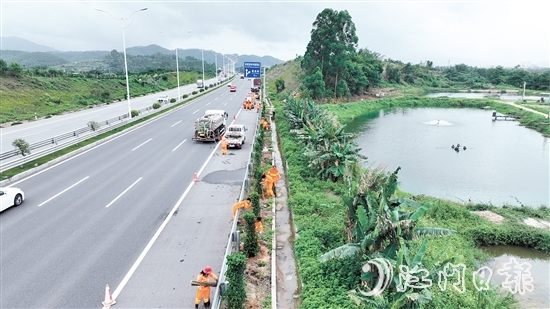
[{"x1": 301, "y1": 8, "x2": 359, "y2": 99}]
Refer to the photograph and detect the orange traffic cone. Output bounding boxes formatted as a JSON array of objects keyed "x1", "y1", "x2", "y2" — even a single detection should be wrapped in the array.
[
  {"x1": 193, "y1": 172, "x2": 199, "y2": 182},
  {"x1": 101, "y1": 284, "x2": 116, "y2": 307}
]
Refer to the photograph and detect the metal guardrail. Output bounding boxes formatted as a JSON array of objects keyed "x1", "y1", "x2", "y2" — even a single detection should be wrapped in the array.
[
  {"x1": 0, "y1": 81, "x2": 232, "y2": 174},
  {"x1": 212, "y1": 105, "x2": 261, "y2": 309}
]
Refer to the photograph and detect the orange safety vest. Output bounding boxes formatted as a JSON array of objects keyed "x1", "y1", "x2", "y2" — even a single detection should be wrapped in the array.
[{"x1": 196, "y1": 272, "x2": 218, "y2": 291}]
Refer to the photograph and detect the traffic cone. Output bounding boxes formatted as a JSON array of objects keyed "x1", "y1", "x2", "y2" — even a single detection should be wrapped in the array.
[
  {"x1": 193, "y1": 172, "x2": 199, "y2": 182},
  {"x1": 101, "y1": 284, "x2": 116, "y2": 307},
  {"x1": 233, "y1": 115, "x2": 236, "y2": 120}
]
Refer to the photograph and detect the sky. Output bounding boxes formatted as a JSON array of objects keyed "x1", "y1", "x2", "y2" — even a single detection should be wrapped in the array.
[{"x1": 1, "y1": 0, "x2": 548, "y2": 68}]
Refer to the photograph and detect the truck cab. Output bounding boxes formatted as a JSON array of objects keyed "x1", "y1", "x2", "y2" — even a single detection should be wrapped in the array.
[{"x1": 225, "y1": 124, "x2": 247, "y2": 149}]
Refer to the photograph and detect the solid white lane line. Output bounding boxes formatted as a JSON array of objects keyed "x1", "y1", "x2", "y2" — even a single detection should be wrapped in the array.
[
  {"x1": 38, "y1": 176, "x2": 89, "y2": 207},
  {"x1": 105, "y1": 177, "x2": 142, "y2": 208},
  {"x1": 171, "y1": 120, "x2": 182, "y2": 127},
  {"x1": 192, "y1": 109, "x2": 200, "y2": 114},
  {"x1": 132, "y1": 138, "x2": 152, "y2": 151},
  {"x1": 172, "y1": 139, "x2": 187, "y2": 152}
]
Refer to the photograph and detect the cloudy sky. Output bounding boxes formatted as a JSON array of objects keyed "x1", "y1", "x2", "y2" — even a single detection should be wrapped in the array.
[{"x1": 1, "y1": 0, "x2": 548, "y2": 68}]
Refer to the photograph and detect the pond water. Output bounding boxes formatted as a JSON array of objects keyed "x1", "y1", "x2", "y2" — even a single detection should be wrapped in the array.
[
  {"x1": 349, "y1": 108, "x2": 549, "y2": 207},
  {"x1": 426, "y1": 92, "x2": 548, "y2": 102},
  {"x1": 480, "y1": 245, "x2": 550, "y2": 309}
]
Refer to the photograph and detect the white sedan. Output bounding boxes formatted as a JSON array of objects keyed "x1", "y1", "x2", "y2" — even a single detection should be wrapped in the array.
[{"x1": 0, "y1": 187, "x2": 25, "y2": 212}]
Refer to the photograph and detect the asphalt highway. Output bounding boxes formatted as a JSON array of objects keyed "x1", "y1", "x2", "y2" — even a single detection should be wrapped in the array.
[{"x1": 0, "y1": 77, "x2": 259, "y2": 308}]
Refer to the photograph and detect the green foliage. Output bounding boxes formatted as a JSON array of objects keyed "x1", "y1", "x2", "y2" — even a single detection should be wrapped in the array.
[
  {"x1": 182, "y1": 94, "x2": 189, "y2": 99},
  {"x1": 12, "y1": 138, "x2": 30, "y2": 157},
  {"x1": 131, "y1": 110, "x2": 139, "y2": 118},
  {"x1": 199, "y1": 88, "x2": 205, "y2": 93},
  {"x1": 170, "y1": 98, "x2": 176, "y2": 103},
  {"x1": 275, "y1": 78, "x2": 285, "y2": 92},
  {"x1": 152, "y1": 102, "x2": 161, "y2": 109},
  {"x1": 192, "y1": 90, "x2": 198, "y2": 95},
  {"x1": 243, "y1": 211, "x2": 259, "y2": 258},
  {"x1": 225, "y1": 253, "x2": 247, "y2": 309},
  {"x1": 87, "y1": 120, "x2": 100, "y2": 131},
  {"x1": 250, "y1": 191, "x2": 261, "y2": 217}
]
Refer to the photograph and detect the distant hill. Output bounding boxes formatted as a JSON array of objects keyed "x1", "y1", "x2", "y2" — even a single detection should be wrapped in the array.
[
  {"x1": 1, "y1": 36, "x2": 57, "y2": 52},
  {"x1": 1, "y1": 37, "x2": 285, "y2": 70}
]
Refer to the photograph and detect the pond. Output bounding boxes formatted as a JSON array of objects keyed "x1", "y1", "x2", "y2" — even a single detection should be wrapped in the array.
[
  {"x1": 481, "y1": 245, "x2": 550, "y2": 309},
  {"x1": 349, "y1": 108, "x2": 549, "y2": 207}
]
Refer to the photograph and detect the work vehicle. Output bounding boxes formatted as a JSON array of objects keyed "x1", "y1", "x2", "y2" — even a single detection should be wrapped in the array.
[
  {"x1": 225, "y1": 124, "x2": 246, "y2": 149},
  {"x1": 193, "y1": 110, "x2": 228, "y2": 142},
  {"x1": 157, "y1": 95, "x2": 169, "y2": 103},
  {"x1": 0, "y1": 187, "x2": 24, "y2": 212},
  {"x1": 240, "y1": 74, "x2": 244, "y2": 79},
  {"x1": 197, "y1": 79, "x2": 204, "y2": 88},
  {"x1": 230, "y1": 85, "x2": 237, "y2": 92},
  {"x1": 253, "y1": 78, "x2": 261, "y2": 90}
]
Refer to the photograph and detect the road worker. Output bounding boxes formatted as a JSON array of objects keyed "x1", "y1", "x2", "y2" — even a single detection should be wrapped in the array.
[
  {"x1": 256, "y1": 102, "x2": 262, "y2": 113},
  {"x1": 267, "y1": 165, "x2": 281, "y2": 197},
  {"x1": 220, "y1": 136, "x2": 228, "y2": 155},
  {"x1": 255, "y1": 217, "x2": 264, "y2": 234},
  {"x1": 232, "y1": 198, "x2": 252, "y2": 219},
  {"x1": 195, "y1": 266, "x2": 218, "y2": 309},
  {"x1": 261, "y1": 174, "x2": 275, "y2": 198},
  {"x1": 262, "y1": 118, "x2": 270, "y2": 130}
]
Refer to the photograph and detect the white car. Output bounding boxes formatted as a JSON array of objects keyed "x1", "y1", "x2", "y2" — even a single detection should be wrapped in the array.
[{"x1": 0, "y1": 187, "x2": 25, "y2": 212}]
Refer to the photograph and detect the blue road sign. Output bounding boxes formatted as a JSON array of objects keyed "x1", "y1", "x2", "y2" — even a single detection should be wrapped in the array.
[{"x1": 243, "y1": 62, "x2": 261, "y2": 78}]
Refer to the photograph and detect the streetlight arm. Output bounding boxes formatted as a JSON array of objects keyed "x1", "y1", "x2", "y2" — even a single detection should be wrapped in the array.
[{"x1": 96, "y1": 7, "x2": 148, "y2": 29}]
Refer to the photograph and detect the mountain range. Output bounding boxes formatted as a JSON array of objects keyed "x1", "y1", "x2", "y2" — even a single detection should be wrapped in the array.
[{"x1": 0, "y1": 36, "x2": 284, "y2": 70}]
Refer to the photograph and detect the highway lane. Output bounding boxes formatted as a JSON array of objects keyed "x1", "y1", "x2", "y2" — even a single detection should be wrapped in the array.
[
  {"x1": 0, "y1": 77, "x2": 256, "y2": 307},
  {"x1": 0, "y1": 76, "x2": 224, "y2": 154}
]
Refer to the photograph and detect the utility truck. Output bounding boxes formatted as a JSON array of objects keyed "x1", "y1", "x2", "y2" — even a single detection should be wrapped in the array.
[
  {"x1": 193, "y1": 110, "x2": 228, "y2": 142},
  {"x1": 225, "y1": 124, "x2": 246, "y2": 149},
  {"x1": 197, "y1": 79, "x2": 204, "y2": 88}
]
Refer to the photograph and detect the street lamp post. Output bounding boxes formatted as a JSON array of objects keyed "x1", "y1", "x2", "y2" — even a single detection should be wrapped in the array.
[
  {"x1": 201, "y1": 48, "x2": 205, "y2": 87},
  {"x1": 159, "y1": 30, "x2": 191, "y2": 101},
  {"x1": 96, "y1": 7, "x2": 148, "y2": 119}
]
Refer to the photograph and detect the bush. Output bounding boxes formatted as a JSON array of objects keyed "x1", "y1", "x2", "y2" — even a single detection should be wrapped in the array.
[
  {"x1": 205, "y1": 86, "x2": 209, "y2": 90},
  {"x1": 243, "y1": 211, "x2": 259, "y2": 258},
  {"x1": 170, "y1": 98, "x2": 176, "y2": 103},
  {"x1": 192, "y1": 91, "x2": 198, "y2": 95},
  {"x1": 225, "y1": 253, "x2": 247, "y2": 309},
  {"x1": 87, "y1": 120, "x2": 100, "y2": 131},
  {"x1": 250, "y1": 192, "x2": 261, "y2": 217},
  {"x1": 199, "y1": 88, "x2": 205, "y2": 93},
  {"x1": 182, "y1": 94, "x2": 189, "y2": 99},
  {"x1": 131, "y1": 110, "x2": 139, "y2": 118},
  {"x1": 12, "y1": 138, "x2": 30, "y2": 156},
  {"x1": 152, "y1": 102, "x2": 161, "y2": 109}
]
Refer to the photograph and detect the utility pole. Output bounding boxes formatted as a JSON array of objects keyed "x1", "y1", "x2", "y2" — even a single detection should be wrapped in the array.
[
  {"x1": 263, "y1": 66, "x2": 266, "y2": 103},
  {"x1": 522, "y1": 81, "x2": 526, "y2": 101}
]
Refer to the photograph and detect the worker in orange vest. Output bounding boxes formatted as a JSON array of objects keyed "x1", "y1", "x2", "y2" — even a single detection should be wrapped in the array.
[
  {"x1": 261, "y1": 174, "x2": 275, "y2": 198},
  {"x1": 220, "y1": 136, "x2": 228, "y2": 155},
  {"x1": 261, "y1": 118, "x2": 270, "y2": 130},
  {"x1": 256, "y1": 102, "x2": 262, "y2": 113},
  {"x1": 232, "y1": 198, "x2": 252, "y2": 219},
  {"x1": 255, "y1": 217, "x2": 264, "y2": 234},
  {"x1": 195, "y1": 266, "x2": 218, "y2": 309},
  {"x1": 267, "y1": 165, "x2": 281, "y2": 197}
]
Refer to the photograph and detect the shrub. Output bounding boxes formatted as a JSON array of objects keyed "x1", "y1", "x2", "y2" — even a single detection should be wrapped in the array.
[
  {"x1": 182, "y1": 94, "x2": 189, "y2": 99},
  {"x1": 225, "y1": 253, "x2": 247, "y2": 309},
  {"x1": 250, "y1": 192, "x2": 261, "y2": 217},
  {"x1": 12, "y1": 138, "x2": 30, "y2": 156},
  {"x1": 87, "y1": 121, "x2": 100, "y2": 131},
  {"x1": 199, "y1": 88, "x2": 205, "y2": 93},
  {"x1": 152, "y1": 102, "x2": 161, "y2": 109},
  {"x1": 131, "y1": 110, "x2": 139, "y2": 118},
  {"x1": 192, "y1": 90, "x2": 198, "y2": 95},
  {"x1": 170, "y1": 98, "x2": 176, "y2": 103},
  {"x1": 205, "y1": 86, "x2": 209, "y2": 90},
  {"x1": 242, "y1": 211, "x2": 259, "y2": 258}
]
